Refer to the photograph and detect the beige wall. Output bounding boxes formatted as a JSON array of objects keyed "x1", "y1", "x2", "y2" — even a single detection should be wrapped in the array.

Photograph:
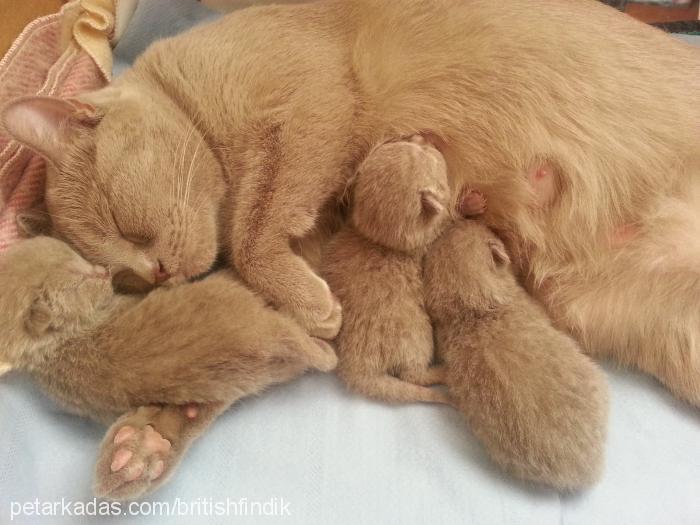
[
  {"x1": 0, "y1": 0, "x2": 64, "y2": 57},
  {"x1": 201, "y1": 0, "x2": 319, "y2": 13}
]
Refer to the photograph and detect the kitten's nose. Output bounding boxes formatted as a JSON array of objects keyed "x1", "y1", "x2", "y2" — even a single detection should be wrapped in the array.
[
  {"x1": 93, "y1": 265, "x2": 109, "y2": 279},
  {"x1": 408, "y1": 134, "x2": 428, "y2": 145},
  {"x1": 154, "y1": 260, "x2": 171, "y2": 284}
]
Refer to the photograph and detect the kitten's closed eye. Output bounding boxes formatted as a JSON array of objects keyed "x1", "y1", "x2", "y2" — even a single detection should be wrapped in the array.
[
  {"x1": 489, "y1": 240, "x2": 510, "y2": 267},
  {"x1": 420, "y1": 190, "x2": 444, "y2": 218},
  {"x1": 25, "y1": 298, "x2": 54, "y2": 336}
]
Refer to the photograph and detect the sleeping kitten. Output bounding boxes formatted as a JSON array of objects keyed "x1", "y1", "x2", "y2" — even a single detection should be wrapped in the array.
[
  {"x1": 322, "y1": 135, "x2": 451, "y2": 404},
  {"x1": 424, "y1": 220, "x2": 609, "y2": 490},
  {"x1": 2, "y1": 0, "x2": 699, "y2": 404},
  {"x1": 0, "y1": 237, "x2": 337, "y2": 499}
]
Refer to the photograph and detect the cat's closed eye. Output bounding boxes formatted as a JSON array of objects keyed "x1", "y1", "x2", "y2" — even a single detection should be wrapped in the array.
[
  {"x1": 122, "y1": 233, "x2": 153, "y2": 247},
  {"x1": 110, "y1": 210, "x2": 153, "y2": 247}
]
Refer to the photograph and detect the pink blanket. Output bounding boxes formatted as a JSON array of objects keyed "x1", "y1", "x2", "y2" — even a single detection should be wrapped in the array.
[{"x1": 0, "y1": 6, "x2": 107, "y2": 252}]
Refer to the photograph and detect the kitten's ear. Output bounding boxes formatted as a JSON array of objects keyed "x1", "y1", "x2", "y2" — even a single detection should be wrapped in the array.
[
  {"x1": 16, "y1": 208, "x2": 52, "y2": 238},
  {"x1": 1, "y1": 96, "x2": 101, "y2": 164},
  {"x1": 0, "y1": 362, "x2": 13, "y2": 377},
  {"x1": 25, "y1": 299, "x2": 53, "y2": 336},
  {"x1": 489, "y1": 240, "x2": 510, "y2": 267},
  {"x1": 420, "y1": 190, "x2": 444, "y2": 217}
]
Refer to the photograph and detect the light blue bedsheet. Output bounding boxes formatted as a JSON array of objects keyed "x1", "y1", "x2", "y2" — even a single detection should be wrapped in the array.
[{"x1": 1, "y1": 2, "x2": 698, "y2": 523}]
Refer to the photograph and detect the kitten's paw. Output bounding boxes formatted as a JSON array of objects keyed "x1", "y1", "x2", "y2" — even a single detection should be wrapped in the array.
[
  {"x1": 310, "y1": 337, "x2": 339, "y2": 372},
  {"x1": 94, "y1": 408, "x2": 173, "y2": 500},
  {"x1": 459, "y1": 188, "x2": 487, "y2": 217}
]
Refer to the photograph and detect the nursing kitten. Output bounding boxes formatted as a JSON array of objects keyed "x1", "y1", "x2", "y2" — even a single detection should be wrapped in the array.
[
  {"x1": 0, "y1": 237, "x2": 337, "y2": 499},
  {"x1": 2, "y1": 0, "x2": 699, "y2": 403},
  {"x1": 322, "y1": 135, "x2": 451, "y2": 404},
  {"x1": 424, "y1": 220, "x2": 609, "y2": 490}
]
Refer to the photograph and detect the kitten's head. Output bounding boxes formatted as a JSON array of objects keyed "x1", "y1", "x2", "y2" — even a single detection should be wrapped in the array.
[
  {"x1": 424, "y1": 220, "x2": 513, "y2": 319},
  {"x1": 1, "y1": 87, "x2": 224, "y2": 290},
  {"x1": 0, "y1": 237, "x2": 114, "y2": 375},
  {"x1": 351, "y1": 136, "x2": 451, "y2": 252}
]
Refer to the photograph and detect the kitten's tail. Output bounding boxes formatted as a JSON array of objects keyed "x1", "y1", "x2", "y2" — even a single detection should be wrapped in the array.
[{"x1": 340, "y1": 372, "x2": 452, "y2": 406}]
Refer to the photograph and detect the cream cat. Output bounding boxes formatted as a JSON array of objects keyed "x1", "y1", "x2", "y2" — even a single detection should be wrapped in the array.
[
  {"x1": 0, "y1": 236, "x2": 337, "y2": 499},
  {"x1": 323, "y1": 135, "x2": 453, "y2": 405},
  {"x1": 2, "y1": 0, "x2": 699, "y2": 404},
  {"x1": 424, "y1": 220, "x2": 609, "y2": 489}
]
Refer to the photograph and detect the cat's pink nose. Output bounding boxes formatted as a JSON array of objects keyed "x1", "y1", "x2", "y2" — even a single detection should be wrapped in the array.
[{"x1": 154, "y1": 260, "x2": 170, "y2": 284}]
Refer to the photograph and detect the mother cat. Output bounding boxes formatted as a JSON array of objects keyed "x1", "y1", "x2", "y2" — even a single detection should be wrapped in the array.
[{"x1": 3, "y1": 0, "x2": 700, "y2": 404}]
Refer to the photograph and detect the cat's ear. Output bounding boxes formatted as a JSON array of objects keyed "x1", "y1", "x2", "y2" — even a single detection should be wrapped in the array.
[
  {"x1": 1, "y1": 96, "x2": 101, "y2": 164},
  {"x1": 25, "y1": 299, "x2": 53, "y2": 336},
  {"x1": 489, "y1": 240, "x2": 510, "y2": 267},
  {"x1": 0, "y1": 361, "x2": 13, "y2": 377},
  {"x1": 420, "y1": 190, "x2": 444, "y2": 217}
]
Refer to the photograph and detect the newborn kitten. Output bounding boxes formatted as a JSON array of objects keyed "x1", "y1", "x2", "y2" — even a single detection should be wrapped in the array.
[
  {"x1": 424, "y1": 220, "x2": 609, "y2": 490},
  {"x1": 2, "y1": 0, "x2": 699, "y2": 404},
  {"x1": 322, "y1": 136, "x2": 451, "y2": 404},
  {"x1": 0, "y1": 237, "x2": 337, "y2": 499}
]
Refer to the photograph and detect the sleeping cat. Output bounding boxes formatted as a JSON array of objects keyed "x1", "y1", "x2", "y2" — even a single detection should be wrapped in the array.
[
  {"x1": 0, "y1": 236, "x2": 337, "y2": 499},
  {"x1": 2, "y1": 0, "x2": 699, "y2": 404}
]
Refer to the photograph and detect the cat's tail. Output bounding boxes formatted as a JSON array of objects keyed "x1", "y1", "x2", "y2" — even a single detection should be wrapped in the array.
[{"x1": 339, "y1": 371, "x2": 452, "y2": 406}]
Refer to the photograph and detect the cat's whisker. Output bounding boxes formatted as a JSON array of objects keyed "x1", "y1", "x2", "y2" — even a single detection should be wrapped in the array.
[
  {"x1": 190, "y1": 189, "x2": 210, "y2": 217},
  {"x1": 174, "y1": 122, "x2": 197, "y2": 207},
  {"x1": 170, "y1": 108, "x2": 207, "y2": 213},
  {"x1": 184, "y1": 137, "x2": 204, "y2": 208},
  {"x1": 171, "y1": 124, "x2": 191, "y2": 204},
  {"x1": 177, "y1": 128, "x2": 193, "y2": 205}
]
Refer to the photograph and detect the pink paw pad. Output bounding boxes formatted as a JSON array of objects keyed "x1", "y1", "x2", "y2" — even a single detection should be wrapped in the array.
[{"x1": 109, "y1": 424, "x2": 171, "y2": 482}]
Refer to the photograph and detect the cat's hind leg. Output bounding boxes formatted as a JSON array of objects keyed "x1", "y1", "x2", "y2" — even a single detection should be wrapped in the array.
[
  {"x1": 559, "y1": 260, "x2": 700, "y2": 407},
  {"x1": 550, "y1": 183, "x2": 700, "y2": 406},
  {"x1": 94, "y1": 402, "x2": 228, "y2": 500}
]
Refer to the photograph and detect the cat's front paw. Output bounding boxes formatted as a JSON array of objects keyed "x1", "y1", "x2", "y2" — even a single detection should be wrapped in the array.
[
  {"x1": 94, "y1": 407, "x2": 173, "y2": 500},
  {"x1": 283, "y1": 275, "x2": 343, "y2": 339},
  {"x1": 308, "y1": 292, "x2": 343, "y2": 340}
]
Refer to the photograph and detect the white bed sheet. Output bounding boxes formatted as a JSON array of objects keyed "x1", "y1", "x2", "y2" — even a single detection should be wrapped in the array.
[{"x1": 1, "y1": 1, "x2": 698, "y2": 523}]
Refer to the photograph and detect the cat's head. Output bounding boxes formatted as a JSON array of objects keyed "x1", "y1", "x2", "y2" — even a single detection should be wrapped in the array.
[
  {"x1": 1, "y1": 86, "x2": 224, "y2": 289},
  {"x1": 0, "y1": 237, "x2": 114, "y2": 375},
  {"x1": 351, "y1": 136, "x2": 451, "y2": 252},
  {"x1": 424, "y1": 220, "x2": 513, "y2": 319}
]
